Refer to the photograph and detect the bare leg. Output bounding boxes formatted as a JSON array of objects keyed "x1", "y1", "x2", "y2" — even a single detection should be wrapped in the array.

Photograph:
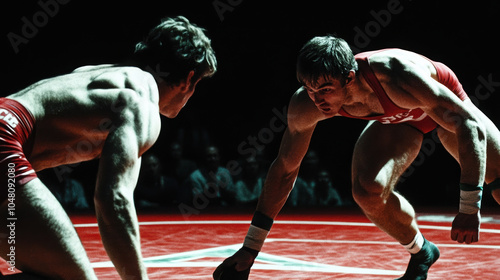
[
  {"x1": 352, "y1": 121, "x2": 422, "y2": 244},
  {"x1": 351, "y1": 121, "x2": 440, "y2": 280},
  {"x1": 0, "y1": 178, "x2": 97, "y2": 280}
]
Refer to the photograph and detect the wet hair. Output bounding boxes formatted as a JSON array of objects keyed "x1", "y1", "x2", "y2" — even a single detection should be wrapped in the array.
[
  {"x1": 133, "y1": 16, "x2": 217, "y2": 85},
  {"x1": 296, "y1": 35, "x2": 357, "y2": 87}
]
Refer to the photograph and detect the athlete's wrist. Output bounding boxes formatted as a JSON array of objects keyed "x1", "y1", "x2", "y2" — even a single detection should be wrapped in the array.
[
  {"x1": 241, "y1": 246, "x2": 259, "y2": 258},
  {"x1": 243, "y1": 211, "x2": 274, "y2": 252},
  {"x1": 458, "y1": 183, "x2": 483, "y2": 214}
]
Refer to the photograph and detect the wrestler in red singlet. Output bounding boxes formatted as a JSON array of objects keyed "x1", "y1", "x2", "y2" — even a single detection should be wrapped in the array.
[
  {"x1": 0, "y1": 98, "x2": 37, "y2": 188},
  {"x1": 0, "y1": 98, "x2": 38, "y2": 275},
  {"x1": 215, "y1": 38, "x2": 500, "y2": 280},
  {"x1": 338, "y1": 49, "x2": 469, "y2": 133}
]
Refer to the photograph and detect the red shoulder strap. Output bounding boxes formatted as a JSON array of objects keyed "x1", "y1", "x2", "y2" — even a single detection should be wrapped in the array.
[
  {"x1": 355, "y1": 56, "x2": 397, "y2": 111},
  {"x1": 337, "y1": 50, "x2": 407, "y2": 119}
]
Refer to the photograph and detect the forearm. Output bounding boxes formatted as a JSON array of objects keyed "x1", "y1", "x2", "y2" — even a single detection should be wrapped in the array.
[
  {"x1": 457, "y1": 119, "x2": 487, "y2": 186},
  {"x1": 256, "y1": 159, "x2": 299, "y2": 219},
  {"x1": 95, "y1": 192, "x2": 148, "y2": 279},
  {"x1": 453, "y1": 119, "x2": 487, "y2": 216},
  {"x1": 237, "y1": 159, "x2": 298, "y2": 253}
]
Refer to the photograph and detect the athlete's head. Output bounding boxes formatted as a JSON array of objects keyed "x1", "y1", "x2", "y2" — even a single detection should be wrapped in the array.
[
  {"x1": 134, "y1": 16, "x2": 217, "y2": 118},
  {"x1": 296, "y1": 35, "x2": 357, "y2": 88},
  {"x1": 134, "y1": 16, "x2": 217, "y2": 86}
]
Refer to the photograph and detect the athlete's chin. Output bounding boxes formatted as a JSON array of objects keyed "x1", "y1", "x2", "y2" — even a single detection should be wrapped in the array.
[
  {"x1": 322, "y1": 111, "x2": 336, "y2": 118},
  {"x1": 161, "y1": 108, "x2": 181, "y2": 118}
]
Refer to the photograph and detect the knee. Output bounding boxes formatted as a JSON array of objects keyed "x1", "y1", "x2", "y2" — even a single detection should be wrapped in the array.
[{"x1": 352, "y1": 176, "x2": 390, "y2": 213}]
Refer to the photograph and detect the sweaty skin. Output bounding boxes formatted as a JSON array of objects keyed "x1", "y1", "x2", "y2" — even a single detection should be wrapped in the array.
[
  {"x1": 10, "y1": 65, "x2": 161, "y2": 170},
  {"x1": 214, "y1": 48, "x2": 500, "y2": 280},
  {"x1": 1, "y1": 64, "x2": 196, "y2": 279},
  {"x1": 258, "y1": 48, "x2": 499, "y2": 241}
]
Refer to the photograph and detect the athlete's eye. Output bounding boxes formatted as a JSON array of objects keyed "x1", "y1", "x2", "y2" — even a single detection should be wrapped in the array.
[
  {"x1": 304, "y1": 87, "x2": 314, "y2": 95},
  {"x1": 321, "y1": 88, "x2": 333, "y2": 94}
]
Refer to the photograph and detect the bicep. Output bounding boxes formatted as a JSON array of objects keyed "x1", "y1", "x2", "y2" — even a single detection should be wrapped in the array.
[
  {"x1": 276, "y1": 90, "x2": 320, "y2": 172},
  {"x1": 389, "y1": 59, "x2": 474, "y2": 133},
  {"x1": 101, "y1": 123, "x2": 140, "y2": 176},
  {"x1": 423, "y1": 94, "x2": 472, "y2": 134},
  {"x1": 95, "y1": 97, "x2": 160, "y2": 191},
  {"x1": 96, "y1": 123, "x2": 142, "y2": 197}
]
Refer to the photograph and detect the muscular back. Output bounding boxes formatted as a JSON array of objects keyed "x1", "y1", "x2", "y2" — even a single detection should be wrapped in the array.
[{"x1": 8, "y1": 65, "x2": 161, "y2": 171}]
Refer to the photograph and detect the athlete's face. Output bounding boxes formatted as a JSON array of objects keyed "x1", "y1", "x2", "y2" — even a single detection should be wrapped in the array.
[{"x1": 302, "y1": 75, "x2": 348, "y2": 117}]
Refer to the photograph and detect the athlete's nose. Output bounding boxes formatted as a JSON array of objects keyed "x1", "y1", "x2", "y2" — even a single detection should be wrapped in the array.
[{"x1": 313, "y1": 93, "x2": 325, "y2": 105}]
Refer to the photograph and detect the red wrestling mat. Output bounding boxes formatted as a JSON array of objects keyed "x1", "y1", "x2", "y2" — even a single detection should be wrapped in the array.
[{"x1": 70, "y1": 208, "x2": 500, "y2": 279}]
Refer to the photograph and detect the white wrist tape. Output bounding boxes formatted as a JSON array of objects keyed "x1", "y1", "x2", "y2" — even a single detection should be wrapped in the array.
[
  {"x1": 459, "y1": 189, "x2": 482, "y2": 214},
  {"x1": 243, "y1": 225, "x2": 270, "y2": 251}
]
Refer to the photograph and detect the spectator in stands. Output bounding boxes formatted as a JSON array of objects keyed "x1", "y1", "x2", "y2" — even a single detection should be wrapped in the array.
[
  {"x1": 233, "y1": 156, "x2": 264, "y2": 206},
  {"x1": 186, "y1": 145, "x2": 235, "y2": 207},
  {"x1": 41, "y1": 167, "x2": 90, "y2": 211},
  {"x1": 287, "y1": 150, "x2": 318, "y2": 206},
  {"x1": 164, "y1": 142, "x2": 197, "y2": 185},
  {"x1": 135, "y1": 152, "x2": 179, "y2": 209},
  {"x1": 288, "y1": 150, "x2": 343, "y2": 207},
  {"x1": 187, "y1": 146, "x2": 235, "y2": 206},
  {"x1": 314, "y1": 169, "x2": 343, "y2": 206}
]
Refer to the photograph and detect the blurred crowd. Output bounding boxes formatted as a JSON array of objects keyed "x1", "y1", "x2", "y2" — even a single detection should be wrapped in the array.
[{"x1": 37, "y1": 140, "x2": 351, "y2": 214}]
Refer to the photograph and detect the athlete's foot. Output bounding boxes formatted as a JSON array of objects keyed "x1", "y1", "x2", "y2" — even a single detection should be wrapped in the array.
[{"x1": 395, "y1": 239, "x2": 440, "y2": 280}]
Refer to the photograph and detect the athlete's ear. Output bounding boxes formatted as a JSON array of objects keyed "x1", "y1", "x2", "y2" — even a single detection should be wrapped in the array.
[
  {"x1": 345, "y1": 70, "x2": 356, "y2": 86},
  {"x1": 179, "y1": 70, "x2": 195, "y2": 93}
]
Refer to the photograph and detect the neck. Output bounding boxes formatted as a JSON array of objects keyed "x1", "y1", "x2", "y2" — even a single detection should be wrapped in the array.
[{"x1": 344, "y1": 74, "x2": 372, "y2": 106}]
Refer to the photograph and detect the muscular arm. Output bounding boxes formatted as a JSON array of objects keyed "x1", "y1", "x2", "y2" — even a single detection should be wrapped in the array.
[
  {"x1": 425, "y1": 96, "x2": 486, "y2": 186},
  {"x1": 379, "y1": 57, "x2": 486, "y2": 186},
  {"x1": 378, "y1": 55, "x2": 487, "y2": 243},
  {"x1": 256, "y1": 127, "x2": 314, "y2": 218},
  {"x1": 256, "y1": 89, "x2": 324, "y2": 219},
  {"x1": 214, "y1": 89, "x2": 322, "y2": 278},
  {"x1": 94, "y1": 89, "x2": 160, "y2": 279},
  {"x1": 95, "y1": 125, "x2": 146, "y2": 279}
]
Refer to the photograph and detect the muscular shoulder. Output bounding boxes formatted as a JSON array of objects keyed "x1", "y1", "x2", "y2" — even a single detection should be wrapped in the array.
[
  {"x1": 367, "y1": 49, "x2": 440, "y2": 109},
  {"x1": 88, "y1": 66, "x2": 158, "y2": 101},
  {"x1": 287, "y1": 87, "x2": 326, "y2": 132},
  {"x1": 86, "y1": 66, "x2": 161, "y2": 154},
  {"x1": 367, "y1": 49, "x2": 436, "y2": 83}
]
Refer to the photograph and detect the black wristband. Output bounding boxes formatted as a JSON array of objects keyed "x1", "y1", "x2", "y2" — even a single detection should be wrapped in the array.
[
  {"x1": 459, "y1": 183, "x2": 483, "y2": 191},
  {"x1": 251, "y1": 211, "x2": 274, "y2": 231},
  {"x1": 241, "y1": 246, "x2": 259, "y2": 258}
]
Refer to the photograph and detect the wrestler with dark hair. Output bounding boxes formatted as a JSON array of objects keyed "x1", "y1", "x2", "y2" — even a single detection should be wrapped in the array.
[
  {"x1": 0, "y1": 16, "x2": 216, "y2": 280},
  {"x1": 215, "y1": 36, "x2": 500, "y2": 280}
]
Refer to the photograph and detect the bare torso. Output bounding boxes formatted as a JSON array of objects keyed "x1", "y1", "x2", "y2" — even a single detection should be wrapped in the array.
[
  {"x1": 8, "y1": 65, "x2": 161, "y2": 171},
  {"x1": 342, "y1": 49, "x2": 440, "y2": 118},
  {"x1": 295, "y1": 48, "x2": 442, "y2": 128}
]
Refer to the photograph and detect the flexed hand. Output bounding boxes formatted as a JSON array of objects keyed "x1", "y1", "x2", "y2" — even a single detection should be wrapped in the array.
[
  {"x1": 451, "y1": 211, "x2": 481, "y2": 244},
  {"x1": 213, "y1": 247, "x2": 258, "y2": 280}
]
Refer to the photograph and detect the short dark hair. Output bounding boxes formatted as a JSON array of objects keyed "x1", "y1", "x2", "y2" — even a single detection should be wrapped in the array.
[
  {"x1": 134, "y1": 16, "x2": 217, "y2": 85},
  {"x1": 296, "y1": 36, "x2": 357, "y2": 87}
]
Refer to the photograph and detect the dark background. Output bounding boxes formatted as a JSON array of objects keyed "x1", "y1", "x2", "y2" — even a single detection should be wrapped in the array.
[{"x1": 3, "y1": 0, "x2": 500, "y2": 209}]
